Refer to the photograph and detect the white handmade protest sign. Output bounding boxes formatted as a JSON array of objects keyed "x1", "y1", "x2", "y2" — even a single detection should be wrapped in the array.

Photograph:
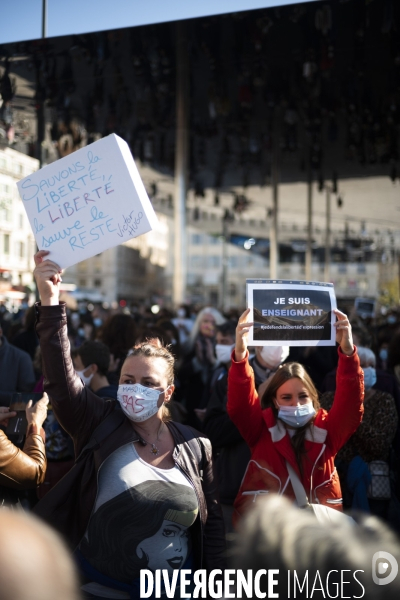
[
  {"x1": 246, "y1": 279, "x2": 337, "y2": 346},
  {"x1": 17, "y1": 134, "x2": 158, "y2": 269}
]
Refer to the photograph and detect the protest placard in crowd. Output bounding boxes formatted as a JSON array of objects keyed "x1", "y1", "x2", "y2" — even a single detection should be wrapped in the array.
[
  {"x1": 16, "y1": 134, "x2": 158, "y2": 269},
  {"x1": 246, "y1": 279, "x2": 337, "y2": 346}
]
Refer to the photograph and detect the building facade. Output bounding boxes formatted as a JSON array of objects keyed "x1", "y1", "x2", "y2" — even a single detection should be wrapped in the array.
[{"x1": 0, "y1": 146, "x2": 38, "y2": 308}]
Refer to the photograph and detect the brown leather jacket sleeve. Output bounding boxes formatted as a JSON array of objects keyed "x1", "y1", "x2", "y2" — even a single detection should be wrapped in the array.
[{"x1": 0, "y1": 429, "x2": 47, "y2": 489}]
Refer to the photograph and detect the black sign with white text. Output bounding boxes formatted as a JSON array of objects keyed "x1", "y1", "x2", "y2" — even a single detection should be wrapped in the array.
[{"x1": 247, "y1": 280, "x2": 337, "y2": 346}]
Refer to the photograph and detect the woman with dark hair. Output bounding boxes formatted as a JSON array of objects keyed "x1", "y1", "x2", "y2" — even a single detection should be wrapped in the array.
[
  {"x1": 227, "y1": 308, "x2": 364, "y2": 526},
  {"x1": 32, "y1": 251, "x2": 225, "y2": 600}
]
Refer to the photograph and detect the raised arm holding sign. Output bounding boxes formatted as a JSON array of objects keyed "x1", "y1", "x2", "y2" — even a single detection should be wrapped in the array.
[
  {"x1": 18, "y1": 134, "x2": 158, "y2": 269},
  {"x1": 32, "y1": 251, "x2": 226, "y2": 595},
  {"x1": 227, "y1": 301, "x2": 363, "y2": 528},
  {"x1": 235, "y1": 307, "x2": 354, "y2": 362}
]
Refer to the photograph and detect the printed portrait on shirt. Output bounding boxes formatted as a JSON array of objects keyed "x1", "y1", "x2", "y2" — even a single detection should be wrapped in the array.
[{"x1": 80, "y1": 480, "x2": 198, "y2": 582}]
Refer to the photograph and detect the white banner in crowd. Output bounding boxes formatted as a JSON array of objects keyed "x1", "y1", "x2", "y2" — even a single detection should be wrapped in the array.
[
  {"x1": 247, "y1": 279, "x2": 337, "y2": 347},
  {"x1": 17, "y1": 134, "x2": 158, "y2": 269}
]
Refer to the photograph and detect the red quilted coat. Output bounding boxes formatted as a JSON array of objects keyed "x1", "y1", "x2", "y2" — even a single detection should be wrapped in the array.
[{"x1": 227, "y1": 348, "x2": 364, "y2": 526}]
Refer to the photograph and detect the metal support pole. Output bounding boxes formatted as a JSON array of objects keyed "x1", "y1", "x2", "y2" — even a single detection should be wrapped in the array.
[
  {"x1": 324, "y1": 187, "x2": 331, "y2": 283},
  {"x1": 270, "y1": 136, "x2": 279, "y2": 279},
  {"x1": 220, "y1": 218, "x2": 230, "y2": 312},
  {"x1": 221, "y1": 218, "x2": 228, "y2": 312},
  {"x1": 35, "y1": 0, "x2": 48, "y2": 301},
  {"x1": 37, "y1": 0, "x2": 47, "y2": 167},
  {"x1": 305, "y1": 170, "x2": 313, "y2": 281},
  {"x1": 398, "y1": 251, "x2": 400, "y2": 304},
  {"x1": 42, "y1": 0, "x2": 47, "y2": 39},
  {"x1": 173, "y1": 21, "x2": 189, "y2": 306}
]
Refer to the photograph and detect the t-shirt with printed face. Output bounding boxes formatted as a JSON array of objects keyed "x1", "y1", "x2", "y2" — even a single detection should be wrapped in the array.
[{"x1": 79, "y1": 443, "x2": 198, "y2": 597}]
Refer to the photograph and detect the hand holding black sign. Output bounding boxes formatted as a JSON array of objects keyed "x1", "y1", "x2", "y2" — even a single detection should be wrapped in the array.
[
  {"x1": 333, "y1": 310, "x2": 354, "y2": 356},
  {"x1": 235, "y1": 308, "x2": 254, "y2": 362},
  {"x1": 235, "y1": 308, "x2": 354, "y2": 360}
]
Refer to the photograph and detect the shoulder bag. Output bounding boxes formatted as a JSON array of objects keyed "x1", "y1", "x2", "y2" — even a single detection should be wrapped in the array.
[{"x1": 286, "y1": 460, "x2": 354, "y2": 527}]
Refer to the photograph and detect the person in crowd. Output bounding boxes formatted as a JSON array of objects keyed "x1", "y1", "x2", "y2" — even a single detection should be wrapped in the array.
[
  {"x1": 171, "y1": 305, "x2": 193, "y2": 347},
  {"x1": 73, "y1": 340, "x2": 118, "y2": 400},
  {"x1": 250, "y1": 344, "x2": 290, "y2": 396},
  {"x1": 133, "y1": 324, "x2": 187, "y2": 421},
  {"x1": 0, "y1": 324, "x2": 36, "y2": 404},
  {"x1": 0, "y1": 303, "x2": 12, "y2": 338},
  {"x1": 179, "y1": 307, "x2": 225, "y2": 429},
  {"x1": 97, "y1": 313, "x2": 137, "y2": 384},
  {"x1": 156, "y1": 319, "x2": 183, "y2": 369},
  {"x1": 377, "y1": 341, "x2": 389, "y2": 372},
  {"x1": 203, "y1": 320, "x2": 290, "y2": 533},
  {"x1": 322, "y1": 324, "x2": 399, "y2": 400},
  {"x1": 33, "y1": 250, "x2": 225, "y2": 600},
  {"x1": 320, "y1": 347, "x2": 398, "y2": 522},
  {"x1": 32, "y1": 352, "x2": 75, "y2": 501},
  {"x1": 227, "y1": 308, "x2": 363, "y2": 526},
  {"x1": 198, "y1": 320, "x2": 237, "y2": 425},
  {"x1": 322, "y1": 330, "x2": 400, "y2": 458},
  {"x1": 9, "y1": 305, "x2": 39, "y2": 361},
  {"x1": 288, "y1": 343, "x2": 338, "y2": 392},
  {"x1": 230, "y1": 494, "x2": 400, "y2": 600},
  {"x1": 183, "y1": 306, "x2": 225, "y2": 356},
  {"x1": 388, "y1": 330, "x2": 400, "y2": 386},
  {"x1": 74, "y1": 311, "x2": 96, "y2": 347},
  {"x1": 0, "y1": 393, "x2": 48, "y2": 506},
  {"x1": 0, "y1": 509, "x2": 81, "y2": 600}
]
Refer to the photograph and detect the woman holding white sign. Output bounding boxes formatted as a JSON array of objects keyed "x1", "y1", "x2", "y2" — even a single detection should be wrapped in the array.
[
  {"x1": 32, "y1": 250, "x2": 225, "y2": 600},
  {"x1": 227, "y1": 308, "x2": 364, "y2": 526}
]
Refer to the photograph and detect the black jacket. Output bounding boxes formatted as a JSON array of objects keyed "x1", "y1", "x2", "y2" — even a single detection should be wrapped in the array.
[{"x1": 203, "y1": 366, "x2": 251, "y2": 505}]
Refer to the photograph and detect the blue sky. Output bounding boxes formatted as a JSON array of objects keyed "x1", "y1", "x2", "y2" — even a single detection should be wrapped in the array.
[{"x1": 1, "y1": 0, "x2": 317, "y2": 44}]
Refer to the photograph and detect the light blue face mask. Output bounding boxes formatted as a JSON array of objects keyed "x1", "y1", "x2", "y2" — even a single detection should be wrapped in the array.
[
  {"x1": 363, "y1": 366, "x2": 377, "y2": 390},
  {"x1": 379, "y1": 348, "x2": 388, "y2": 362},
  {"x1": 277, "y1": 403, "x2": 316, "y2": 428}
]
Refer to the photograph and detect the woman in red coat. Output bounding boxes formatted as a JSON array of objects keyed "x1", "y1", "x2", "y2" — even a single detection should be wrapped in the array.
[{"x1": 227, "y1": 308, "x2": 364, "y2": 526}]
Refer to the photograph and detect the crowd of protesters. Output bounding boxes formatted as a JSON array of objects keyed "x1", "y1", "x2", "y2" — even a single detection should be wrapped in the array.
[
  {"x1": 2, "y1": 283, "x2": 400, "y2": 512},
  {"x1": 1, "y1": 252, "x2": 400, "y2": 597}
]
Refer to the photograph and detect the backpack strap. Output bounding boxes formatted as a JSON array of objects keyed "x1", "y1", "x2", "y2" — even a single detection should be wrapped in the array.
[{"x1": 75, "y1": 409, "x2": 126, "y2": 463}]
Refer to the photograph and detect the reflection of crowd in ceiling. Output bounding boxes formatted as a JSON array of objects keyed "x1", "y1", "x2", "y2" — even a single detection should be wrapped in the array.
[{"x1": 1, "y1": 0, "x2": 400, "y2": 189}]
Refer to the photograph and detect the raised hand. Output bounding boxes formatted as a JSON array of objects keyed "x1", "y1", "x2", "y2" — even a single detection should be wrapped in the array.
[
  {"x1": 235, "y1": 308, "x2": 254, "y2": 362},
  {"x1": 333, "y1": 309, "x2": 354, "y2": 356},
  {"x1": 26, "y1": 393, "x2": 49, "y2": 428},
  {"x1": 33, "y1": 250, "x2": 62, "y2": 306}
]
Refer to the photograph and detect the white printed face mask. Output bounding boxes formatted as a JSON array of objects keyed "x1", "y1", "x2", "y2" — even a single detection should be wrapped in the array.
[
  {"x1": 277, "y1": 403, "x2": 316, "y2": 428},
  {"x1": 117, "y1": 383, "x2": 168, "y2": 422},
  {"x1": 75, "y1": 365, "x2": 94, "y2": 387},
  {"x1": 260, "y1": 345, "x2": 290, "y2": 368},
  {"x1": 215, "y1": 344, "x2": 235, "y2": 364}
]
